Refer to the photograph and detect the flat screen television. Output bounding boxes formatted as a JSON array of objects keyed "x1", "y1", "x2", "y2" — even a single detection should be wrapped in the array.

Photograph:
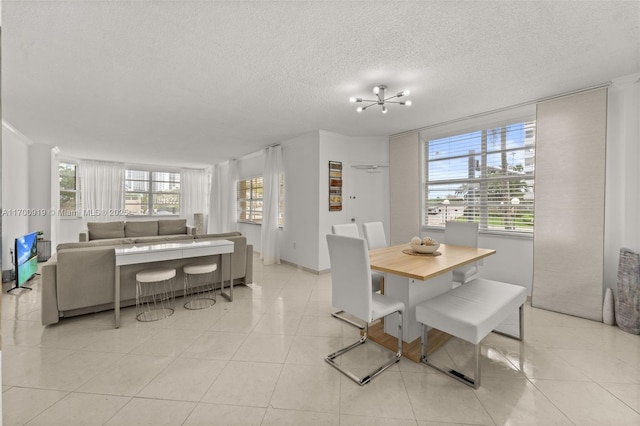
[{"x1": 13, "y1": 231, "x2": 38, "y2": 291}]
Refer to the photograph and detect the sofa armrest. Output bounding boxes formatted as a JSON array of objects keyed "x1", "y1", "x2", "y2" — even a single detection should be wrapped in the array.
[
  {"x1": 41, "y1": 258, "x2": 60, "y2": 325},
  {"x1": 79, "y1": 231, "x2": 89, "y2": 242}
]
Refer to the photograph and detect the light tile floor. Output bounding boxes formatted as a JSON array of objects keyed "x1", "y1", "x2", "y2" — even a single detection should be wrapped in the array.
[{"x1": 2, "y1": 255, "x2": 640, "y2": 425}]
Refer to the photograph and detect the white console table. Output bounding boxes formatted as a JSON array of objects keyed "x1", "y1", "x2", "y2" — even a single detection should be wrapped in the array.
[{"x1": 114, "y1": 239, "x2": 235, "y2": 328}]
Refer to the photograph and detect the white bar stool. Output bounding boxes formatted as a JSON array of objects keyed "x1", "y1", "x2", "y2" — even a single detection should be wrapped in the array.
[
  {"x1": 135, "y1": 267, "x2": 177, "y2": 322},
  {"x1": 183, "y1": 263, "x2": 217, "y2": 310}
]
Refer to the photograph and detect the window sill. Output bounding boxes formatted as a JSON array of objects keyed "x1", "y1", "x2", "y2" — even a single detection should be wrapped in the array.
[{"x1": 423, "y1": 226, "x2": 533, "y2": 240}]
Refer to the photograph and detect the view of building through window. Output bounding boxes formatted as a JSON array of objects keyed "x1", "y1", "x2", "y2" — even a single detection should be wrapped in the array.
[
  {"x1": 424, "y1": 120, "x2": 536, "y2": 232},
  {"x1": 125, "y1": 170, "x2": 181, "y2": 215}
]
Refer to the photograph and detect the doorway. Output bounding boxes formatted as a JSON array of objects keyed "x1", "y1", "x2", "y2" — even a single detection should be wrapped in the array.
[{"x1": 344, "y1": 164, "x2": 389, "y2": 237}]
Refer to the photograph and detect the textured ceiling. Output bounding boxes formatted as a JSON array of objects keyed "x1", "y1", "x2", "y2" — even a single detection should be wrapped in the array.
[{"x1": 2, "y1": 1, "x2": 639, "y2": 167}]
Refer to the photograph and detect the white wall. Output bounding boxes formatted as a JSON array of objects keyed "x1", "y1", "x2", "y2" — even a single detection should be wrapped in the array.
[
  {"x1": 28, "y1": 143, "x2": 53, "y2": 240},
  {"x1": 2, "y1": 127, "x2": 31, "y2": 270},
  {"x1": 317, "y1": 131, "x2": 389, "y2": 271},
  {"x1": 279, "y1": 132, "x2": 320, "y2": 270},
  {"x1": 235, "y1": 130, "x2": 389, "y2": 272},
  {"x1": 426, "y1": 230, "x2": 534, "y2": 291}
]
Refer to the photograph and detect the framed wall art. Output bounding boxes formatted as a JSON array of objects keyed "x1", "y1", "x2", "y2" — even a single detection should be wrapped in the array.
[{"x1": 329, "y1": 161, "x2": 342, "y2": 211}]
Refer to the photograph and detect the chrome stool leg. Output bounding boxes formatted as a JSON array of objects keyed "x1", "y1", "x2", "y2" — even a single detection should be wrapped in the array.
[
  {"x1": 183, "y1": 263, "x2": 218, "y2": 310},
  {"x1": 135, "y1": 268, "x2": 176, "y2": 322}
]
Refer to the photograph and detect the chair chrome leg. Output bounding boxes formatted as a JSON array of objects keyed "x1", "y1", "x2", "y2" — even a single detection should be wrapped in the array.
[
  {"x1": 331, "y1": 310, "x2": 365, "y2": 329},
  {"x1": 325, "y1": 310, "x2": 402, "y2": 386}
]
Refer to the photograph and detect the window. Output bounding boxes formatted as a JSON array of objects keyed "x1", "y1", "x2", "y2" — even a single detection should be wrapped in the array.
[
  {"x1": 238, "y1": 177, "x2": 263, "y2": 224},
  {"x1": 423, "y1": 120, "x2": 536, "y2": 233},
  {"x1": 125, "y1": 170, "x2": 180, "y2": 215},
  {"x1": 59, "y1": 162, "x2": 79, "y2": 216},
  {"x1": 237, "y1": 175, "x2": 284, "y2": 225}
]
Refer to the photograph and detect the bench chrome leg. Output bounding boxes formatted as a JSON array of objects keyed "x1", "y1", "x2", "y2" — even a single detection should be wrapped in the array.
[
  {"x1": 492, "y1": 304, "x2": 525, "y2": 341},
  {"x1": 326, "y1": 310, "x2": 402, "y2": 386},
  {"x1": 420, "y1": 323, "x2": 480, "y2": 389}
]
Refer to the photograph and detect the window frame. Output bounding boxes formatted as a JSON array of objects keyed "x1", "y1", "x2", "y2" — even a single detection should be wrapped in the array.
[
  {"x1": 124, "y1": 168, "x2": 181, "y2": 217},
  {"x1": 237, "y1": 174, "x2": 285, "y2": 226},
  {"x1": 237, "y1": 176, "x2": 264, "y2": 225},
  {"x1": 421, "y1": 118, "x2": 536, "y2": 237}
]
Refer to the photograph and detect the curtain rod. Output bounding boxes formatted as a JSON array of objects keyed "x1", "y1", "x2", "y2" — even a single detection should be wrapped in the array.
[{"x1": 391, "y1": 82, "x2": 611, "y2": 138}]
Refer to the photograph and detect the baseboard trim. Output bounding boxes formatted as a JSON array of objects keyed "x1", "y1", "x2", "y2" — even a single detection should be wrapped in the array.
[{"x1": 278, "y1": 259, "x2": 330, "y2": 275}]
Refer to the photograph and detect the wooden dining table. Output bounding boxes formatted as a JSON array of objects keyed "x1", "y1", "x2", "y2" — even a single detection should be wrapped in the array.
[{"x1": 368, "y1": 242, "x2": 496, "y2": 362}]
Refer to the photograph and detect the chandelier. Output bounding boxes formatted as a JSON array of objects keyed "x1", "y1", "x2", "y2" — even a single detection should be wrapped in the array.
[{"x1": 349, "y1": 85, "x2": 412, "y2": 113}]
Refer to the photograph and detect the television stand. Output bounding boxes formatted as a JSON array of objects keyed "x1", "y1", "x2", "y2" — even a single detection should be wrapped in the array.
[
  {"x1": 7, "y1": 284, "x2": 32, "y2": 294},
  {"x1": 6, "y1": 273, "x2": 38, "y2": 294}
]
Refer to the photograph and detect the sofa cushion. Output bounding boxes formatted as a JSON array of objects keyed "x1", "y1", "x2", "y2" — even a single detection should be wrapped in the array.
[
  {"x1": 57, "y1": 238, "x2": 134, "y2": 250},
  {"x1": 158, "y1": 219, "x2": 188, "y2": 235},
  {"x1": 196, "y1": 232, "x2": 242, "y2": 239},
  {"x1": 88, "y1": 221, "x2": 125, "y2": 240},
  {"x1": 134, "y1": 235, "x2": 195, "y2": 244},
  {"x1": 125, "y1": 221, "x2": 159, "y2": 237}
]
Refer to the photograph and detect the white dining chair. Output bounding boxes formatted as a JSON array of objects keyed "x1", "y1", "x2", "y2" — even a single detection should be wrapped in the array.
[
  {"x1": 325, "y1": 234, "x2": 404, "y2": 385},
  {"x1": 330, "y1": 223, "x2": 381, "y2": 329},
  {"x1": 362, "y1": 221, "x2": 387, "y2": 250},
  {"x1": 362, "y1": 221, "x2": 387, "y2": 294},
  {"x1": 444, "y1": 221, "x2": 480, "y2": 285},
  {"x1": 331, "y1": 223, "x2": 359, "y2": 238}
]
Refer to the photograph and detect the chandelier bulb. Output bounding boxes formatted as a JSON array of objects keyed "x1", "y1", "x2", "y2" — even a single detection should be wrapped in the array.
[
  {"x1": 373, "y1": 86, "x2": 380, "y2": 95},
  {"x1": 403, "y1": 89, "x2": 410, "y2": 96},
  {"x1": 381, "y1": 106, "x2": 388, "y2": 114},
  {"x1": 405, "y1": 100, "x2": 412, "y2": 106},
  {"x1": 349, "y1": 97, "x2": 356, "y2": 103},
  {"x1": 356, "y1": 106, "x2": 363, "y2": 112}
]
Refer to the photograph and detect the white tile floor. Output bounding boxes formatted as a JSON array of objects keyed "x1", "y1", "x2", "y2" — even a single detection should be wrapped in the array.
[{"x1": 2, "y1": 255, "x2": 640, "y2": 425}]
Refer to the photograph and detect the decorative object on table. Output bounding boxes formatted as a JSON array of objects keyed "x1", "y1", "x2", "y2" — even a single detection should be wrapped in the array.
[
  {"x1": 603, "y1": 287, "x2": 615, "y2": 325},
  {"x1": 402, "y1": 249, "x2": 441, "y2": 257},
  {"x1": 194, "y1": 213, "x2": 205, "y2": 235},
  {"x1": 409, "y1": 236, "x2": 440, "y2": 254},
  {"x1": 349, "y1": 85, "x2": 412, "y2": 114},
  {"x1": 329, "y1": 161, "x2": 342, "y2": 211},
  {"x1": 615, "y1": 248, "x2": 640, "y2": 334}
]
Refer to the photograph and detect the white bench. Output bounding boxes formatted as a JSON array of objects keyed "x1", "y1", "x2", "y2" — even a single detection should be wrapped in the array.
[{"x1": 415, "y1": 278, "x2": 527, "y2": 389}]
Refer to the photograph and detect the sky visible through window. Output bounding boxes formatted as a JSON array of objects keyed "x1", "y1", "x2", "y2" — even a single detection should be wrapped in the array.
[{"x1": 428, "y1": 123, "x2": 529, "y2": 200}]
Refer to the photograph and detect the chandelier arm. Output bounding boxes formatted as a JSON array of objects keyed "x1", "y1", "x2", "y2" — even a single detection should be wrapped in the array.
[
  {"x1": 361, "y1": 103, "x2": 378, "y2": 110},
  {"x1": 383, "y1": 95, "x2": 401, "y2": 102},
  {"x1": 359, "y1": 98, "x2": 379, "y2": 103}
]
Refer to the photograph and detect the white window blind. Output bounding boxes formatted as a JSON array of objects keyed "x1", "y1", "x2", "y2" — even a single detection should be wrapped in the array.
[
  {"x1": 237, "y1": 175, "x2": 284, "y2": 225},
  {"x1": 424, "y1": 120, "x2": 536, "y2": 233},
  {"x1": 238, "y1": 177, "x2": 264, "y2": 224}
]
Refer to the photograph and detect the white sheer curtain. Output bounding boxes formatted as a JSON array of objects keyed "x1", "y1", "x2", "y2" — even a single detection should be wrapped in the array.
[
  {"x1": 208, "y1": 160, "x2": 238, "y2": 233},
  {"x1": 260, "y1": 145, "x2": 282, "y2": 265},
  {"x1": 181, "y1": 168, "x2": 211, "y2": 230},
  {"x1": 80, "y1": 160, "x2": 125, "y2": 225},
  {"x1": 50, "y1": 147, "x2": 61, "y2": 251}
]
